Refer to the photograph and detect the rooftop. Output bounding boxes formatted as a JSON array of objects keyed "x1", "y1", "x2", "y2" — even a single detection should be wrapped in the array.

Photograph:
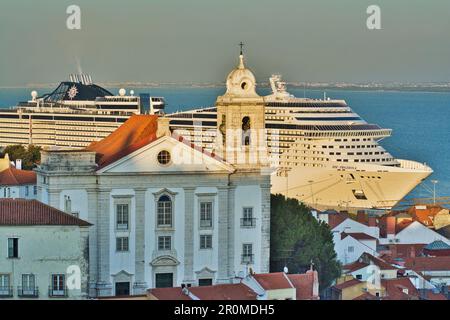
[
  {"x1": 86, "y1": 114, "x2": 158, "y2": 169},
  {"x1": 0, "y1": 199, "x2": 91, "y2": 227},
  {"x1": 252, "y1": 272, "x2": 293, "y2": 290},
  {"x1": 189, "y1": 283, "x2": 257, "y2": 300}
]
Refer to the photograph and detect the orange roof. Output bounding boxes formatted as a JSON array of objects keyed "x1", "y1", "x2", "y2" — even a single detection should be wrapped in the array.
[
  {"x1": 189, "y1": 283, "x2": 257, "y2": 300},
  {"x1": 86, "y1": 115, "x2": 158, "y2": 169},
  {"x1": 423, "y1": 291, "x2": 447, "y2": 300},
  {"x1": 147, "y1": 287, "x2": 192, "y2": 300},
  {"x1": 381, "y1": 278, "x2": 419, "y2": 300},
  {"x1": 0, "y1": 166, "x2": 36, "y2": 186},
  {"x1": 407, "y1": 205, "x2": 445, "y2": 227},
  {"x1": 342, "y1": 261, "x2": 369, "y2": 273},
  {"x1": 253, "y1": 272, "x2": 293, "y2": 290},
  {"x1": 0, "y1": 199, "x2": 91, "y2": 226},
  {"x1": 353, "y1": 292, "x2": 378, "y2": 300},
  {"x1": 287, "y1": 271, "x2": 318, "y2": 300},
  {"x1": 333, "y1": 278, "x2": 362, "y2": 290},
  {"x1": 360, "y1": 253, "x2": 397, "y2": 271},
  {"x1": 404, "y1": 256, "x2": 450, "y2": 271}
]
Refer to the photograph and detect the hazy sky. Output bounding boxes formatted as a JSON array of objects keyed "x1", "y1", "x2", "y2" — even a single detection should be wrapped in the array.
[{"x1": 1, "y1": 0, "x2": 450, "y2": 86}]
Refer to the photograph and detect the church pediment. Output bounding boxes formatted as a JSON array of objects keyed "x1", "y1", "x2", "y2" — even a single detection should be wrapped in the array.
[{"x1": 97, "y1": 135, "x2": 234, "y2": 174}]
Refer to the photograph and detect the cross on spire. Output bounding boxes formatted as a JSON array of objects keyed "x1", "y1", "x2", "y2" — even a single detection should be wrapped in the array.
[{"x1": 239, "y1": 41, "x2": 244, "y2": 55}]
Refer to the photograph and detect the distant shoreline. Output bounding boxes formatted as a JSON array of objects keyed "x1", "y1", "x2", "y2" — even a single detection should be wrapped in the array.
[{"x1": 1, "y1": 82, "x2": 449, "y2": 93}]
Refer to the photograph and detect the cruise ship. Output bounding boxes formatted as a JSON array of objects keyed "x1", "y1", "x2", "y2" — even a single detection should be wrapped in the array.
[
  {"x1": 167, "y1": 73, "x2": 433, "y2": 211},
  {"x1": 0, "y1": 74, "x2": 165, "y2": 149}
]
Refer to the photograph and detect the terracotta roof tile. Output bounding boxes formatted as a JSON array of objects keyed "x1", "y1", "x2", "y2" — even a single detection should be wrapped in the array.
[
  {"x1": 148, "y1": 287, "x2": 192, "y2": 300},
  {"x1": 0, "y1": 199, "x2": 91, "y2": 226},
  {"x1": 342, "y1": 261, "x2": 369, "y2": 273},
  {"x1": 287, "y1": 271, "x2": 318, "y2": 300},
  {"x1": 0, "y1": 167, "x2": 36, "y2": 186},
  {"x1": 189, "y1": 283, "x2": 257, "y2": 300},
  {"x1": 404, "y1": 256, "x2": 450, "y2": 271},
  {"x1": 333, "y1": 278, "x2": 362, "y2": 290},
  {"x1": 381, "y1": 278, "x2": 419, "y2": 300},
  {"x1": 86, "y1": 115, "x2": 159, "y2": 169},
  {"x1": 253, "y1": 272, "x2": 293, "y2": 290}
]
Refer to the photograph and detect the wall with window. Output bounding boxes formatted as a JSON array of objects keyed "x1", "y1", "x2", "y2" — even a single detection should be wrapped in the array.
[
  {"x1": 233, "y1": 185, "x2": 263, "y2": 275},
  {"x1": 0, "y1": 184, "x2": 37, "y2": 200},
  {"x1": 0, "y1": 225, "x2": 89, "y2": 300}
]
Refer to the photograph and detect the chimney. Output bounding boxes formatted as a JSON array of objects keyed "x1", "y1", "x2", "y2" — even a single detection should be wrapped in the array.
[
  {"x1": 15, "y1": 159, "x2": 22, "y2": 170},
  {"x1": 386, "y1": 216, "x2": 396, "y2": 238},
  {"x1": 156, "y1": 117, "x2": 171, "y2": 138},
  {"x1": 312, "y1": 270, "x2": 320, "y2": 299},
  {"x1": 356, "y1": 211, "x2": 366, "y2": 224}
]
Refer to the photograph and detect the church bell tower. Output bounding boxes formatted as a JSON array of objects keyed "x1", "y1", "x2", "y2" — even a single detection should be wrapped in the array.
[{"x1": 215, "y1": 44, "x2": 267, "y2": 169}]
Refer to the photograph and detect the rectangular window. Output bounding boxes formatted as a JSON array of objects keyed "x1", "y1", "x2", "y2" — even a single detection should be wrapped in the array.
[
  {"x1": 20, "y1": 274, "x2": 37, "y2": 297},
  {"x1": 50, "y1": 274, "x2": 66, "y2": 297},
  {"x1": 241, "y1": 207, "x2": 256, "y2": 227},
  {"x1": 116, "y1": 204, "x2": 129, "y2": 230},
  {"x1": 348, "y1": 246, "x2": 354, "y2": 253},
  {"x1": 33, "y1": 186, "x2": 37, "y2": 195},
  {"x1": 158, "y1": 236, "x2": 171, "y2": 251},
  {"x1": 25, "y1": 186, "x2": 29, "y2": 197},
  {"x1": 200, "y1": 235, "x2": 212, "y2": 249},
  {"x1": 157, "y1": 199, "x2": 172, "y2": 227},
  {"x1": 198, "y1": 278, "x2": 213, "y2": 286},
  {"x1": 116, "y1": 237, "x2": 129, "y2": 252},
  {"x1": 199, "y1": 202, "x2": 213, "y2": 228},
  {"x1": 7, "y1": 238, "x2": 18, "y2": 258},
  {"x1": 0, "y1": 274, "x2": 11, "y2": 297},
  {"x1": 242, "y1": 243, "x2": 253, "y2": 264}
]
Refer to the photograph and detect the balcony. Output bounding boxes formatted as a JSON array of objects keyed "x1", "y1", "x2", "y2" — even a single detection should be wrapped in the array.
[
  {"x1": 18, "y1": 286, "x2": 39, "y2": 298},
  {"x1": 240, "y1": 218, "x2": 256, "y2": 228},
  {"x1": 0, "y1": 286, "x2": 13, "y2": 298},
  {"x1": 48, "y1": 286, "x2": 68, "y2": 298},
  {"x1": 241, "y1": 254, "x2": 254, "y2": 264}
]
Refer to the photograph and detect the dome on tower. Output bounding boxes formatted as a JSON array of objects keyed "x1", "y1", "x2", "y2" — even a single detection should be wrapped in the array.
[{"x1": 224, "y1": 54, "x2": 259, "y2": 98}]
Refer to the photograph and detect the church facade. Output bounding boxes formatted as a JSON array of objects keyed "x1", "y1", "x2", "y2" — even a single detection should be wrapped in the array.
[{"x1": 35, "y1": 52, "x2": 272, "y2": 297}]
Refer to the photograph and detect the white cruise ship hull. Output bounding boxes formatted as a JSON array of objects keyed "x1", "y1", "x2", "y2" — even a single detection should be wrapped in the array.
[{"x1": 271, "y1": 159, "x2": 433, "y2": 210}]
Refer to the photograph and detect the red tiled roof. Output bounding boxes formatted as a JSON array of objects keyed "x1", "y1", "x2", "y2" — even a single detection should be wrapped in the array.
[
  {"x1": 361, "y1": 253, "x2": 397, "y2": 271},
  {"x1": 333, "y1": 278, "x2": 362, "y2": 290},
  {"x1": 253, "y1": 272, "x2": 293, "y2": 290},
  {"x1": 189, "y1": 283, "x2": 257, "y2": 300},
  {"x1": 423, "y1": 291, "x2": 447, "y2": 300},
  {"x1": 287, "y1": 271, "x2": 318, "y2": 300},
  {"x1": 408, "y1": 205, "x2": 446, "y2": 228},
  {"x1": 341, "y1": 232, "x2": 377, "y2": 241},
  {"x1": 148, "y1": 287, "x2": 192, "y2": 300},
  {"x1": 0, "y1": 166, "x2": 36, "y2": 186},
  {"x1": 86, "y1": 115, "x2": 159, "y2": 169},
  {"x1": 353, "y1": 292, "x2": 378, "y2": 300},
  {"x1": 342, "y1": 261, "x2": 369, "y2": 273},
  {"x1": 404, "y1": 256, "x2": 450, "y2": 271},
  {"x1": 0, "y1": 199, "x2": 91, "y2": 226},
  {"x1": 381, "y1": 278, "x2": 419, "y2": 300}
]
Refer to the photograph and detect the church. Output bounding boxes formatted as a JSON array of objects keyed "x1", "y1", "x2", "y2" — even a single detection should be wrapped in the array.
[{"x1": 35, "y1": 51, "x2": 272, "y2": 297}]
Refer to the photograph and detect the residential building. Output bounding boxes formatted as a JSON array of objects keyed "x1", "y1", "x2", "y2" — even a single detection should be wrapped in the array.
[
  {"x1": 36, "y1": 114, "x2": 271, "y2": 297},
  {"x1": 0, "y1": 154, "x2": 37, "y2": 200},
  {"x1": 0, "y1": 199, "x2": 90, "y2": 299}
]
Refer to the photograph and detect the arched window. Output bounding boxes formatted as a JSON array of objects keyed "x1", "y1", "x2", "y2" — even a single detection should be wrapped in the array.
[
  {"x1": 157, "y1": 195, "x2": 172, "y2": 227},
  {"x1": 242, "y1": 116, "x2": 251, "y2": 146}
]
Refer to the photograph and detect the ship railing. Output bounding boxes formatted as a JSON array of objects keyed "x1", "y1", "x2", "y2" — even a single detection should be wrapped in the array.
[{"x1": 397, "y1": 159, "x2": 433, "y2": 172}]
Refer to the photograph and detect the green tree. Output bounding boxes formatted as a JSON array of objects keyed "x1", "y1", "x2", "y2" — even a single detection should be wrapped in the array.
[
  {"x1": 270, "y1": 194, "x2": 341, "y2": 291},
  {"x1": 1, "y1": 144, "x2": 42, "y2": 170}
]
